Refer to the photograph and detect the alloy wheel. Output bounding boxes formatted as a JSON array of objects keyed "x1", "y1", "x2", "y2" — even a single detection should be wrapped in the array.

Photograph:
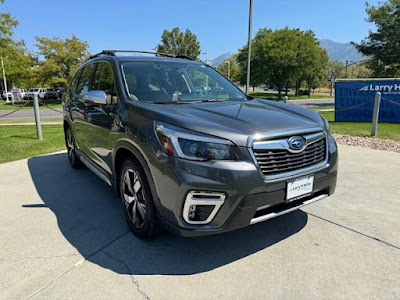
[
  {"x1": 66, "y1": 129, "x2": 75, "y2": 164},
  {"x1": 122, "y1": 169, "x2": 146, "y2": 228}
]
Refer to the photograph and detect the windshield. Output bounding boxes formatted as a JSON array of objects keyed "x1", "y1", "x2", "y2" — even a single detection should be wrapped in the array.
[
  {"x1": 121, "y1": 61, "x2": 246, "y2": 103},
  {"x1": 29, "y1": 89, "x2": 39, "y2": 92}
]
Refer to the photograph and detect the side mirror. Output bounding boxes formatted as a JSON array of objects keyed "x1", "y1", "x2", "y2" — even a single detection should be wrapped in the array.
[{"x1": 83, "y1": 90, "x2": 107, "y2": 106}]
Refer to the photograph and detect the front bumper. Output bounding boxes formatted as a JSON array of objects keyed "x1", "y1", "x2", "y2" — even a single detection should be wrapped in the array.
[{"x1": 151, "y1": 136, "x2": 338, "y2": 237}]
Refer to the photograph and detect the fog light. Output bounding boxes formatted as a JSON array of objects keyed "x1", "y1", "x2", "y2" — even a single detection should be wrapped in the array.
[
  {"x1": 183, "y1": 191, "x2": 226, "y2": 225},
  {"x1": 188, "y1": 205, "x2": 196, "y2": 219}
]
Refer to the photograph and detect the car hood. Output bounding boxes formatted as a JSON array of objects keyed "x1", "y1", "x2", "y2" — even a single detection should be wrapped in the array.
[{"x1": 136, "y1": 99, "x2": 325, "y2": 147}]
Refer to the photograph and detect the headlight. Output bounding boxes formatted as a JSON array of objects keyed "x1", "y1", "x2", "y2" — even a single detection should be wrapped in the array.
[
  {"x1": 154, "y1": 121, "x2": 235, "y2": 161},
  {"x1": 321, "y1": 116, "x2": 331, "y2": 134}
]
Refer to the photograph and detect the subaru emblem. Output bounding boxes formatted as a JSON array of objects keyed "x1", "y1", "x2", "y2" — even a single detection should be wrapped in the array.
[{"x1": 288, "y1": 136, "x2": 306, "y2": 151}]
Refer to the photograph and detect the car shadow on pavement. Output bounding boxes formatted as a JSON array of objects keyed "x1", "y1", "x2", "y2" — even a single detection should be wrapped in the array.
[{"x1": 28, "y1": 153, "x2": 308, "y2": 276}]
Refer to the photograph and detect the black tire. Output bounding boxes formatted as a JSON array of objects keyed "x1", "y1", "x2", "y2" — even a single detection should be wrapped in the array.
[
  {"x1": 65, "y1": 126, "x2": 84, "y2": 169},
  {"x1": 120, "y1": 158, "x2": 158, "y2": 239}
]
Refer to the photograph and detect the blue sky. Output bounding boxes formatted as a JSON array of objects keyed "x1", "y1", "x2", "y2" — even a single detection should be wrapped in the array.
[{"x1": 3, "y1": 0, "x2": 380, "y2": 59}]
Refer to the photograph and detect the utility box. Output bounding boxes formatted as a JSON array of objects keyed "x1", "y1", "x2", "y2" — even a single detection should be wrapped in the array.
[{"x1": 335, "y1": 78, "x2": 400, "y2": 123}]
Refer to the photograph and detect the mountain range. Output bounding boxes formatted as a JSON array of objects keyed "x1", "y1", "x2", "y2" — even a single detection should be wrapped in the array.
[
  {"x1": 209, "y1": 39, "x2": 365, "y2": 66},
  {"x1": 210, "y1": 52, "x2": 234, "y2": 66},
  {"x1": 318, "y1": 39, "x2": 365, "y2": 63}
]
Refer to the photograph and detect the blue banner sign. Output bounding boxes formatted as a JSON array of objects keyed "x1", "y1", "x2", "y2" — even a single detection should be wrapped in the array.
[{"x1": 335, "y1": 79, "x2": 400, "y2": 122}]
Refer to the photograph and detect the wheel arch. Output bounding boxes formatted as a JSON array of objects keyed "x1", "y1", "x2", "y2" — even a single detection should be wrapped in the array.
[{"x1": 113, "y1": 140, "x2": 161, "y2": 213}]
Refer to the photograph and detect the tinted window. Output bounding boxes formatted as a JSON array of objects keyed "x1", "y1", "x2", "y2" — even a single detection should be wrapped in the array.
[
  {"x1": 77, "y1": 64, "x2": 94, "y2": 95},
  {"x1": 92, "y1": 62, "x2": 117, "y2": 105},
  {"x1": 69, "y1": 69, "x2": 82, "y2": 97},
  {"x1": 121, "y1": 61, "x2": 245, "y2": 102}
]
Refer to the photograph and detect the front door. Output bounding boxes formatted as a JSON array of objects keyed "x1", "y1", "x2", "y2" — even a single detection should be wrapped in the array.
[
  {"x1": 82, "y1": 61, "x2": 120, "y2": 176},
  {"x1": 72, "y1": 64, "x2": 95, "y2": 160}
]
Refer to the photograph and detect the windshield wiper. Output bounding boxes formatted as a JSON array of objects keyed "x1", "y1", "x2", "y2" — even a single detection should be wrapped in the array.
[
  {"x1": 200, "y1": 99, "x2": 228, "y2": 102},
  {"x1": 151, "y1": 101, "x2": 193, "y2": 104}
]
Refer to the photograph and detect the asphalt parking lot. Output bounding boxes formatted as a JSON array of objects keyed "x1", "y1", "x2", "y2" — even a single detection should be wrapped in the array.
[{"x1": 0, "y1": 144, "x2": 399, "y2": 299}]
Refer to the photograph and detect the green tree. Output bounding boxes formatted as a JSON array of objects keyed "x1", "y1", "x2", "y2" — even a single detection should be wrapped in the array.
[
  {"x1": 353, "y1": 0, "x2": 400, "y2": 77},
  {"x1": 293, "y1": 30, "x2": 329, "y2": 97},
  {"x1": 326, "y1": 60, "x2": 344, "y2": 81},
  {"x1": 3, "y1": 43, "x2": 37, "y2": 88},
  {"x1": 155, "y1": 27, "x2": 201, "y2": 60},
  {"x1": 217, "y1": 57, "x2": 239, "y2": 82},
  {"x1": 305, "y1": 48, "x2": 329, "y2": 96},
  {"x1": 0, "y1": 0, "x2": 17, "y2": 42},
  {"x1": 236, "y1": 29, "x2": 271, "y2": 90},
  {"x1": 349, "y1": 62, "x2": 374, "y2": 78},
  {"x1": 0, "y1": 0, "x2": 36, "y2": 88},
  {"x1": 35, "y1": 35, "x2": 89, "y2": 87},
  {"x1": 237, "y1": 27, "x2": 329, "y2": 99}
]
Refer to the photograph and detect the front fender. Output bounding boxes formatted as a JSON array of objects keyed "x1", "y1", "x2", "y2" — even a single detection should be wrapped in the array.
[{"x1": 112, "y1": 139, "x2": 161, "y2": 214}]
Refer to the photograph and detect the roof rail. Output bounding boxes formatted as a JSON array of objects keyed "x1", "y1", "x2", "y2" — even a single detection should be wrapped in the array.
[
  {"x1": 88, "y1": 50, "x2": 116, "y2": 60},
  {"x1": 87, "y1": 50, "x2": 194, "y2": 61}
]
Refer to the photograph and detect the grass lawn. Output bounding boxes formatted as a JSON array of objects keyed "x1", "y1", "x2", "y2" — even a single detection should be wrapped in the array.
[
  {"x1": 0, "y1": 100, "x2": 62, "y2": 110},
  {"x1": 308, "y1": 107, "x2": 400, "y2": 141},
  {"x1": 0, "y1": 125, "x2": 65, "y2": 164},
  {"x1": 250, "y1": 92, "x2": 333, "y2": 101}
]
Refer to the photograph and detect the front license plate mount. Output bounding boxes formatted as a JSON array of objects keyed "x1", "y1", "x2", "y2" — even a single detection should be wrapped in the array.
[{"x1": 286, "y1": 175, "x2": 314, "y2": 202}]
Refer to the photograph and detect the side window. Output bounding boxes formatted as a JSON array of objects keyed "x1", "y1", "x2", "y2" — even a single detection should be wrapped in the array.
[
  {"x1": 92, "y1": 62, "x2": 117, "y2": 105},
  {"x1": 69, "y1": 69, "x2": 82, "y2": 98},
  {"x1": 77, "y1": 64, "x2": 95, "y2": 95}
]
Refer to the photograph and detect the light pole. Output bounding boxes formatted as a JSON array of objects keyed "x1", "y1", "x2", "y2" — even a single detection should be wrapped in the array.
[
  {"x1": 330, "y1": 70, "x2": 335, "y2": 97},
  {"x1": 245, "y1": 0, "x2": 253, "y2": 94},
  {"x1": 225, "y1": 60, "x2": 231, "y2": 80},
  {"x1": 1, "y1": 58, "x2": 9, "y2": 103},
  {"x1": 350, "y1": 61, "x2": 355, "y2": 77}
]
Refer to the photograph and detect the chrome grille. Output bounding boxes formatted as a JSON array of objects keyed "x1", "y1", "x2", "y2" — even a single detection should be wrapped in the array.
[{"x1": 251, "y1": 132, "x2": 327, "y2": 178}]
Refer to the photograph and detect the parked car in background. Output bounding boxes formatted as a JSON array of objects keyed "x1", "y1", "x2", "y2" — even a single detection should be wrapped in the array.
[
  {"x1": 24, "y1": 88, "x2": 47, "y2": 100},
  {"x1": 21, "y1": 89, "x2": 27, "y2": 98},
  {"x1": 44, "y1": 87, "x2": 65, "y2": 100},
  {"x1": 11, "y1": 88, "x2": 27, "y2": 101},
  {"x1": 2, "y1": 90, "x2": 12, "y2": 100}
]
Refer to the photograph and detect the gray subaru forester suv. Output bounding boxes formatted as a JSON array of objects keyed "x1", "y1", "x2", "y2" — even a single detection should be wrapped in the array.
[{"x1": 63, "y1": 50, "x2": 338, "y2": 238}]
